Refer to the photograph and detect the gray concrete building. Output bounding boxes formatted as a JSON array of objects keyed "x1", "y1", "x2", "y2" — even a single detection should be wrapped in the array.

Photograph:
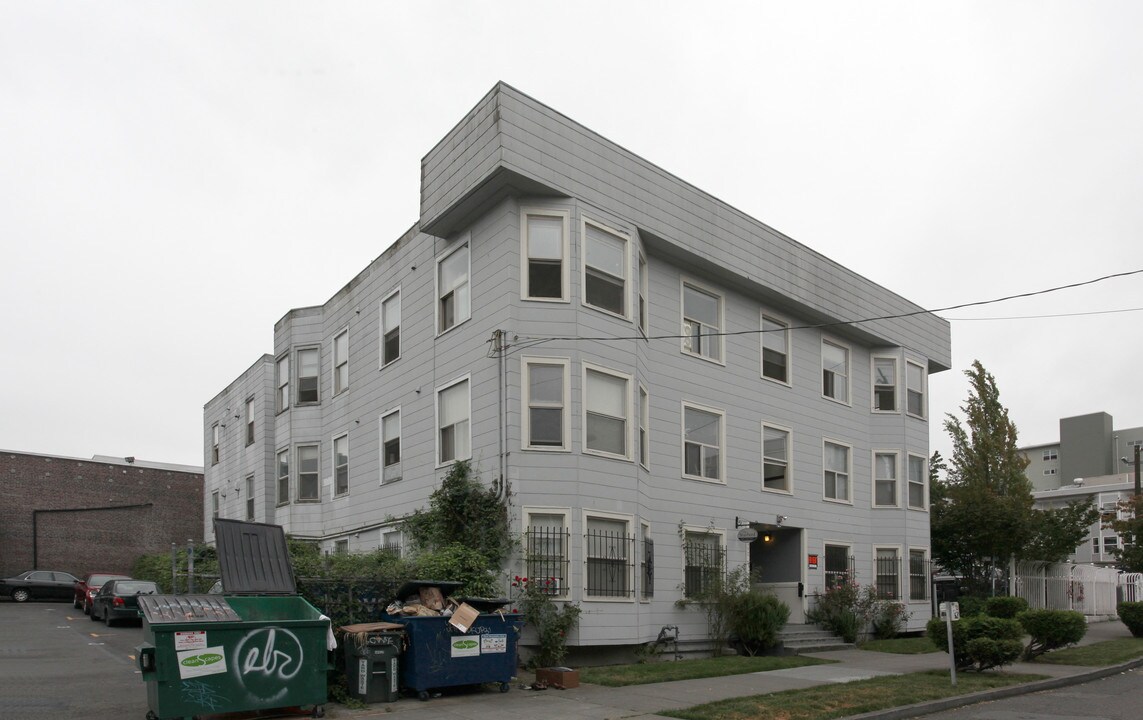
[
  {"x1": 1021, "y1": 412, "x2": 1143, "y2": 492},
  {"x1": 204, "y1": 83, "x2": 951, "y2": 645}
]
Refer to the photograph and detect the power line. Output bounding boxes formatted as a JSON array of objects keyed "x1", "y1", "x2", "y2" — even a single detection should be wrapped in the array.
[
  {"x1": 946, "y1": 307, "x2": 1143, "y2": 322},
  {"x1": 499, "y1": 268, "x2": 1143, "y2": 354}
]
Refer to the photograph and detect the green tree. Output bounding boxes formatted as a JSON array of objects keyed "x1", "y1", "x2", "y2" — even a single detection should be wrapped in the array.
[
  {"x1": 931, "y1": 361, "x2": 1094, "y2": 593},
  {"x1": 1109, "y1": 496, "x2": 1143, "y2": 571}
]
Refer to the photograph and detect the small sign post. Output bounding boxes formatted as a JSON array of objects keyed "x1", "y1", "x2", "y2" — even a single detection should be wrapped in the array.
[{"x1": 939, "y1": 601, "x2": 959, "y2": 686}]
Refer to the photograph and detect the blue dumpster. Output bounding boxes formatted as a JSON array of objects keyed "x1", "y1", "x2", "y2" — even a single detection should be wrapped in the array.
[{"x1": 386, "y1": 581, "x2": 521, "y2": 700}]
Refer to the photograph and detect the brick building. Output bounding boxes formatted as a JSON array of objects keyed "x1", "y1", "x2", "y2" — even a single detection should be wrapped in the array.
[{"x1": 0, "y1": 450, "x2": 203, "y2": 579}]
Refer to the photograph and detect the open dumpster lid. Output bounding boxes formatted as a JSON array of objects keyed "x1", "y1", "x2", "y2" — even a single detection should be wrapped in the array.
[{"x1": 214, "y1": 518, "x2": 298, "y2": 595}]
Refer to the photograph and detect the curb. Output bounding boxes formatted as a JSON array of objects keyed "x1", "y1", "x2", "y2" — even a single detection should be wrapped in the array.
[{"x1": 840, "y1": 656, "x2": 1143, "y2": 720}]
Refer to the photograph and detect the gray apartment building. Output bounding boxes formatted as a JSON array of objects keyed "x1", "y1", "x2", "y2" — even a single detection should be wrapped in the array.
[
  {"x1": 204, "y1": 83, "x2": 951, "y2": 645},
  {"x1": 1025, "y1": 411, "x2": 1143, "y2": 566}
]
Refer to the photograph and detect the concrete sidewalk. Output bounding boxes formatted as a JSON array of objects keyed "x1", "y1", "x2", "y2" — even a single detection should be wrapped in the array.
[{"x1": 333, "y1": 620, "x2": 1139, "y2": 720}]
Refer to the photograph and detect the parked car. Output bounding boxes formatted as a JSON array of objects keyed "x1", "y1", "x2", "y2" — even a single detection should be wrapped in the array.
[
  {"x1": 90, "y1": 579, "x2": 159, "y2": 626},
  {"x1": 0, "y1": 570, "x2": 79, "y2": 603},
  {"x1": 74, "y1": 573, "x2": 131, "y2": 614}
]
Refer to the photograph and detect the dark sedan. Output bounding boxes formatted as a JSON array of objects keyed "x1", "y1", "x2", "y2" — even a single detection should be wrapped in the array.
[
  {"x1": 74, "y1": 572, "x2": 131, "y2": 614},
  {"x1": 90, "y1": 579, "x2": 159, "y2": 626},
  {"x1": 0, "y1": 570, "x2": 79, "y2": 602}
]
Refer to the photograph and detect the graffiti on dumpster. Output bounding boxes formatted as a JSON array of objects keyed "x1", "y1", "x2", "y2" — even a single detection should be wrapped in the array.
[
  {"x1": 180, "y1": 680, "x2": 229, "y2": 712},
  {"x1": 231, "y1": 626, "x2": 303, "y2": 704}
]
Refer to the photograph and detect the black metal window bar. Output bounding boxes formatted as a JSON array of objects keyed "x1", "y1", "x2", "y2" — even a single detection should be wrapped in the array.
[
  {"x1": 641, "y1": 536, "x2": 654, "y2": 599},
  {"x1": 524, "y1": 525, "x2": 570, "y2": 597},
  {"x1": 824, "y1": 547, "x2": 854, "y2": 590},
  {"x1": 585, "y1": 526, "x2": 635, "y2": 598},
  {"x1": 683, "y1": 537, "x2": 725, "y2": 598},
  {"x1": 876, "y1": 552, "x2": 901, "y2": 600},
  {"x1": 909, "y1": 553, "x2": 931, "y2": 601}
]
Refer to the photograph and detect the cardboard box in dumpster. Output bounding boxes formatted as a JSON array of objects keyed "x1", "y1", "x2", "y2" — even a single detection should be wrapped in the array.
[{"x1": 447, "y1": 602, "x2": 479, "y2": 633}]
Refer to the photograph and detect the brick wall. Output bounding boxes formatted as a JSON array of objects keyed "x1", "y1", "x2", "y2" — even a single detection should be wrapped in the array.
[{"x1": 0, "y1": 451, "x2": 203, "y2": 579}]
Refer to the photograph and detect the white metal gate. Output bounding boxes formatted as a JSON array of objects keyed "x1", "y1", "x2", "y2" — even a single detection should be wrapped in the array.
[{"x1": 1014, "y1": 561, "x2": 1119, "y2": 616}]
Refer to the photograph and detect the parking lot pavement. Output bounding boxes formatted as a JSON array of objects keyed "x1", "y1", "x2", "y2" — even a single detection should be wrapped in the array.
[{"x1": 0, "y1": 599, "x2": 150, "y2": 719}]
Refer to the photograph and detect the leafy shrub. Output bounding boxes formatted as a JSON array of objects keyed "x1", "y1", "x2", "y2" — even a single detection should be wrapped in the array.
[
  {"x1": 514, "y1": 575, "x2": 580, "y2": 668},
  {"x1": 984, "y1": 595, "x2": 1029, "y2": 619},
  {"x1": 728, "y1": 592, "x2": 790, "y2": 656},
  {"x1": 1118, "y1": 602, "x2": 1143, "y2": 637},
  {"x1": 871, "y1": 602, "x2": 910, "y2": 639},
  {"x1": 403, "y1": 460, "x2": 512, "y2": 568},
  {"x1": 807, "y1": 579, "x2": 863, "y2": 643},
  {"x1": 926, "y1": 615, "x2": 1023, "y2": 671},
  {"x1": 956, "y1": 595, "x2": 986, "y2": 618},
  {"x1": 408, "y1": 543, "x2": 498, "y2": 597},
  {"x1": 1018, "y1": 609, "x2": 1085, "y2": 660}
]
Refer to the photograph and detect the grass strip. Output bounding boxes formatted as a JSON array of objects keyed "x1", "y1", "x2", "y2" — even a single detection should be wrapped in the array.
[
  {"x1": 1035, "y1": 637, "x2": 1143, "y2": 666},
  {"x1": 578, "y1": 655, "x2": 834, "y2": 687},
  {"x1": 661, "y1": 670, "x2": 1046, "y2": 720},
  {"x1": 859, "y1": 637, "x2": 939, "y2": 654}
]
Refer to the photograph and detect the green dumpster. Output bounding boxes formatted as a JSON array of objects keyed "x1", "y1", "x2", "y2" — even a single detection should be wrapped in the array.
[{"x1": 136, "y1": 519, "x2": 330, "y2": 719}]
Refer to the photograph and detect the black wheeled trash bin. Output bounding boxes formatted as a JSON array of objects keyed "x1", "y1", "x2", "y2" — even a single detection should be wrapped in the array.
[
  {"x1": 385, "y1": 581, "x2": 521, "y2": 701},
  {"x1": 135, "y1": 519, "x2": 331, "y2": 719},
  {"x1": 339, "y1": 622, "x2": 404, "y2": 703}
]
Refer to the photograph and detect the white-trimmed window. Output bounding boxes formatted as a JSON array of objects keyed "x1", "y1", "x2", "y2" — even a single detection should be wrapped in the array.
[
  {"x1": 906, "y1": 360, "x2": 926, "y2": 418},
  {"x1": 381, "y1": 289, "x2": 400, "y2": 367},
  {"x1": 437, "y1": 377, "x2": 471, "y2": 465},
  {"x1": 333, "y1": 328, "x2": 349, "y2": 395},
  {"x1": 523, "y1": 358, "x2": 569, "y2": 450},
  {"x1": 909, "y1": 548, "x2": 929, "y2": 601},
  {"x1": 874, "y1": 451, "x2": 899, "y2": 507},
  {"x1": 761, "y1": 314, "x2": 790, "y2": 384},
  {"x1": 521, "y1": 209, "x2": 569, "y2": 302},
  {"x1": 683, "y1": 529, "x2": 725, "y2": 598},
  {"x1": 333, "y1": 433, "x2": 349, "y2": 496},
  {"x1": 683, "y1": 403, "x2": 723, "y2": 482},
  {"x1": 245, "y1": 475, "x2": 255, "y2": 520},
  {"x1": 876, "y1": 547, "x2": 901, "y2": 599},
  {"x1": 1044, "y1": 468, "x2": 1058, "y2": 476},
  {"x1": 872, "y1": 356, "x2": 897, "y2": 412},
  {"x1": 276, "y1": 449, "x2": 289, "y2": 506},
  {"x1": 381, "y1": 409, "x2": 401, "y2": 484},
  {"x1": 762, "y1": 423, "x2": 791, "y2": 493},
  {"x1": 211, "y1": 423, "x2": 220, "y2": 465},
  {"x1": 276, "y1": 355, "x2": 290, "y2": 413},
  {"x1": 584, "y1": 513, "x2": 634, "y2": 599},
  {"x1": 638, "y1": 253, "x2": 648, "y2": 335},
  {"x1": 822, "y1": 339, "x2": 849, "y2": 403},
  {"x1": 682, "y1": 281, "x2": 723, "y2": 362},
  {"x1": 1105, "y1": 536, "x2": 1119, "y2": 553},
  {"x1": 437, "y1": 241, "x2": 470, "y2": 333},
  {"x1": 297, "y1": 444, "x2": 319, "y2": 501},
  {"x1": 824, "y1": 441, "x2": 851, "y2": 502},
  {"x1": 245, "y1": 397, "x2": 255, "y2": 446},
  {"x1": 297, "y1": 347, "x2": 319, "y2": 404},
  {"x1": 583, "y1": 219, "x2": 627, "y2": 317},
  {"x1": 638, "y1": 385, "x2": 649, "y2": 469},
  {"x1": 824, "y1": 543, "x2": 852, "y2": 589},
  {"x1": 524, "y1": 510, "x2": 570, "y2": 597},
  {"x1": 584, "y1": 365, "x2": 630, "y2": 459},
  {"x1": 908, "y1": 453, "x2": 927, "y2": 510},
  {"x1": 382, "y1": 528, "x2": 403, "y2": 556},
  {"x1": 1043, "y1": 448, "x2": 1059, "y2": 461},
  {"x1": 211, "y1": 490, "x2": 219, "y2": 519}
]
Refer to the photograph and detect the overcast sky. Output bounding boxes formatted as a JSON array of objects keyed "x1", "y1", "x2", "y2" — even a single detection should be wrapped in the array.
[{"x1": 3, "y1": 1, "x2": 1141, "y2": 469}]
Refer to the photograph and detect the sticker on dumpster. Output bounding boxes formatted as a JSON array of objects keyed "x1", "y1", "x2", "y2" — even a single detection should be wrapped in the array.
[
  {"x1": 481, "y1": 634, "x2": 507, "y2": 653},
  {"x1": 450, "y1": 637, "x2": 480, "y2": 658},
  {"x1": 177, "y1": 646, "x2": 228, "y2": 679},
  {"x1": 175, "y1": 630, "x2": 208, "y2": 652}
]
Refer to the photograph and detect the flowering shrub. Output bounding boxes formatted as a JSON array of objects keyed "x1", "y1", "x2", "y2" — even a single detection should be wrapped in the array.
[
  {"x1": 807, "y1": 576, "x2": 910, "y2": 642},
  {"x1": 512, "y1": 575, "x2": 581, "y2": 668}
]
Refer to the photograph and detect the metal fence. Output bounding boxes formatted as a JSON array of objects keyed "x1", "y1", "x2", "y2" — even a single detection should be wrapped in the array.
[
  {"x1": 1014, "y1": 561, "x2": 1119, "y2": 616},
  {"x1": 683, "y1": 540, "x2": 726, "y2": 598},
  {"x1": 523, "y1": 526, "x2": 570, "y2": 596},
  {"x1": 584, "y1": 527, "x2": 636, "y2": 598}
]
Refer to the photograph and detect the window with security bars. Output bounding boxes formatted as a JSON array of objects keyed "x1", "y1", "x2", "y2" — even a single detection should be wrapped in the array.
[
  {"x1": 683, "y1": 532, "x2": 724, "y2": 598},
  {"x1": 641, "y1": 526, "x2": 654, "y2": 599},
  {"x1": 585, "y1": 518, "x2": 634, "y2": 598},
  {"x1": 876, "y1": 548, "x2": 900, "y2": 599},
  {"x1": 524, "y1": 518, "x2": 569, "y2": 597},
  {"x1": 909, "y1": 550, "x2": 930, "y2": 601},
  {"x1": 824, "y1": 545, "x2": 853, "y2": 590}
]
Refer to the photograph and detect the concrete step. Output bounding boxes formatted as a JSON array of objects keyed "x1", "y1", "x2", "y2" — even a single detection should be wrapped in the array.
[{"x1": 777, "y1": 624, "x2": 854, "y2": 653}]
